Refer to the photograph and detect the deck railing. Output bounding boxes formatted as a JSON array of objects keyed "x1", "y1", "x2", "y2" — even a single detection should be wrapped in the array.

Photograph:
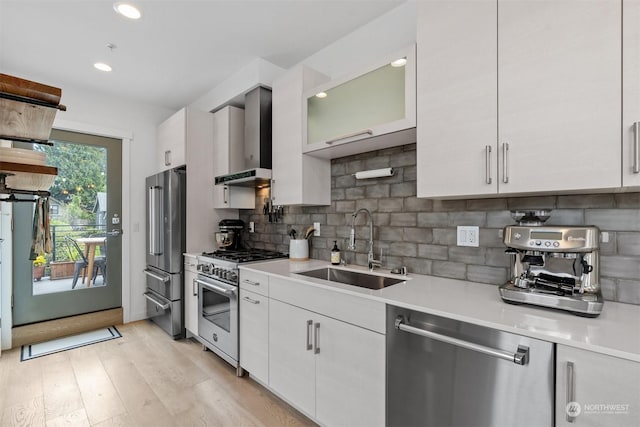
[{"x1": 50, "y1": 224, "x2": 106, "y2": 262}]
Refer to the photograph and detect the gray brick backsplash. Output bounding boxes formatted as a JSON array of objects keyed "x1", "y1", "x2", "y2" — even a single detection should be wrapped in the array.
[
  {"x1": 419, "y1": 244, "x2": 449, "y2": 260},
  {"x1": 616, "y1": 279, "x2": 640, "y2": 305},
  {"x1": 601, "y1": 256, "x2": 640, "y2": 279},
  {"x1": 390, "y1": 182, "x2": 416, "y2": 197},
  {"x1": 366, "y1": 184, "x2": 390, "y2": 199},
  {"x1": 240, "y1": 144, "x2": 640, "y2": 306},
  {"x1": 467, "y1": 265, "x2": 508, "y2": 285},
  {"x1": 614, "y1": 192, "x2": 640, "y2": 208},
  {"x1": 418, "y1": 212, "x2": 449, "y2": 228},
  {"x1": 432, "y1": 261, "x2": 466, "y2": 279},
  {"x1": 585, "y1": 209, "x2": 640, "y2": 231},
  {"x1": 557, "y1": 194, "x2": 615, "y2": 209},
  {"x1": 403, "y1": 227, "x2": 432, "y2": 243},
  {"x1": 617, "y1": 232, "x2": 640, "y2": 256},
  {"x1": 404, "y1": 196, "x2": 433, "y2": 212},
  {"x1": 449, "y1": 211, "x2": 487, "y2": 227},
  {"x1": 599, "y1": 278, "x2": 617, "y2": 301},
  {"x1": 449, "y1": 246, "x2": 486, "y2": 265}
]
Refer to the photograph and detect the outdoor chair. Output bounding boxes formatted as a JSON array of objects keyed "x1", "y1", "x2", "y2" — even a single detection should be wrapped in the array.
[{"x1": 65, "y1": 236, "x2": 107, "y2": 288}]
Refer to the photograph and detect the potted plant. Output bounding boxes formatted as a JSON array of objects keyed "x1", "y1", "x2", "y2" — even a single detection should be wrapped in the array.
[{"x1": 32, "y1": 255, "x2": 46, "y2": 281}]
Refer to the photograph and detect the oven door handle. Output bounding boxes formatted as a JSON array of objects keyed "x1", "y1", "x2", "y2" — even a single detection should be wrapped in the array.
[
  {"x1": 196, "y1": 279, "x2": 236, "y2": 296},
  {"x1": 144, "y1": 292, "x2": 170, "y2": 310}
]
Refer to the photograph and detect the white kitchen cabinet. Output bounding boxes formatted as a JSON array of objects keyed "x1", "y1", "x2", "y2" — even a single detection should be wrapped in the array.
[
  {"x1": 623, "y1": 0, "x2": 640, "y2": 189},
  {"x1": 271, "y1": 65, "x2": 331, "y2": 206},
  {"x1": 302, "y1": 45, "x2": 416, "y2": 159},
  {"x1": 183, "y1": 107, "x2": 218, "y2": 253},
  {"x1": 183, "y1": 255, "x2": 198, "y2": 336},
  {"x1": 269, "y1": 299, "x2": 316, "y2": 417},
  {"x1": 239, "y1": 288, "x2": 269, "y2": 385},
  {"x1": 417, "y1": 0, "x2": 621, "y2": 198},
  {"x1": 157, "y1": 108, "x2": 186, "y2": 171},
  {"x1": 268, "y1": 297, "x2": 385, "y2": 426},
  {"x1": 212, "y1": 106, "x2": 254, "y2": 209},
  {"x1": 556, "y1": 345, "x2": 640, "y2": 426}
]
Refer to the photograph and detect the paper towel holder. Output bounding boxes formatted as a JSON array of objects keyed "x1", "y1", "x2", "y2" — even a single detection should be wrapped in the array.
[{"x1": 352, "y1": 167, "x2": 394, "y2": 179}]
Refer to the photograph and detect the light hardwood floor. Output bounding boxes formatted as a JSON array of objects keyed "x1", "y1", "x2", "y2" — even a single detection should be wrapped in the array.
[{"x1": 0, "y1": 320, "x2": 317, "y2": 427}]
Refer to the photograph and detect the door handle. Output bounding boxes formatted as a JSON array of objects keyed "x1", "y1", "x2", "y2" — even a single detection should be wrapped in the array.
[
  {"x1": 242, "y1": 296, "x2": 260, "y2": 305},
  {"x1": 192, "y1": 278, "x2": 198, "y2": 296},
  {"x1": 633, "y1": 122, "x2": 639, "y2": 174},
  {"x1": 566, "y1": 361, "x2": 577, "y2": 422},
  {"x1": 485, "y1": 145, "x2": 492, "y2": 185},
  {"x1": 314, "y1": 322, "x2": 320, "y2": 354},
  {"x1": 325, "y1": 129, "x2": 373, "y2": 145},
  {"x1": 106, "y1": 229, "x2": 123, "y2": 237},
  {"x1": 144, "y1": 292, "x2": 170, "y2": 310},
  {"x1": 502, "y1": 143, "x2": 509, "y2": 184},
  {"x1": 143, "y1": 268, "x2": 170, "y2": 283},
  {"x1": 195, "y1": 279, "x2": 235, "y2": 296},
  {"x1": 306, "y1": 320, "x2": 313, "y2": 351},
  {"x1": 395, "y1": 316, "x2": 528, "y2": 365}
]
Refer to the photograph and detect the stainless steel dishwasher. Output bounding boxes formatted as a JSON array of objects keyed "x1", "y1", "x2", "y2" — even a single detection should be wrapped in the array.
[{"x1": 387, "y1": 305, "x2": 554, "y2": 427}]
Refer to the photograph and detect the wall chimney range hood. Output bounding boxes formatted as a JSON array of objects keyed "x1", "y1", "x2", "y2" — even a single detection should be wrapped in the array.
[{"x1": 215, "y1": 86, "x2": 272, "y2": 187}]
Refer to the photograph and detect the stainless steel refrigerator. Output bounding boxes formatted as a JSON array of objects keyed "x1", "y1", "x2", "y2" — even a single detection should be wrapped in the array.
[{"x1": 144, "y1": 167, "x2": 186, "y2": 339}]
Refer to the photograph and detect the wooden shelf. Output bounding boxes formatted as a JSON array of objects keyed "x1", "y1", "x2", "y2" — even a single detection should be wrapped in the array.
[{"x1": 0, "y1": 161, "x2": 57, "y2": 192}]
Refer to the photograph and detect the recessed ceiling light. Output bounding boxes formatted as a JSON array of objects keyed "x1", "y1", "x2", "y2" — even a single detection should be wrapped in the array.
[
  {"x1": 315, "y1": 92, "x2": 327, "y2": 99},
  {"x1": 113, "y1": 2, "x2": 141, "y2": 20},
  {"x1": 94, "y1": 62, "x2": 112, "y2": 72},
  {"x1": 391, "y1": 58, "x2": 407, "y2": 67}
]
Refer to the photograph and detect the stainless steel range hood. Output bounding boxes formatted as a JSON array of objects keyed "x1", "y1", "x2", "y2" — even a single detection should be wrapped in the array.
[{"x1": 215, "y1": 86, "x2": 272, "y2": 187}]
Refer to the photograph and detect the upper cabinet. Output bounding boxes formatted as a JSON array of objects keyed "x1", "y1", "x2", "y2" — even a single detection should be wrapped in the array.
[
  {"x1": 212, "y1": 106, "x2": 254, "y2": 209},
  {"x1": 272, "y1": 65, "x2": 331, "y2": 206},
  {"x1": 302, "y1": 45, "x2": 416, "y2": 159},
  {"x1": 623, "y1": 0, "x2": 640, "y2": 189},
  {"x1": 417, "y1": 0, "x2": 622, "y2": 198},
  {"x1": 157, "y1": 108, "x2": 187, "y2": 171}
]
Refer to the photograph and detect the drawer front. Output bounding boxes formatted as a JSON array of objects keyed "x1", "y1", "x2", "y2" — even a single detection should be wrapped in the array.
[
  {"x1": 269, "y1": 276, "x2": 385, "y2": 333},
  {"x1": 239, "y1": 269, "x2": 269, "y2": 296}
]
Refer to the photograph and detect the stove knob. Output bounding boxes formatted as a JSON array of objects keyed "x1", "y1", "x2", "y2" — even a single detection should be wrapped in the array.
[
  {"x1": 228, "y1": 272, "x2": 238, "y2": 282},
  {"x1": 222, "y1": 270, "x2": 230, "y2": 280}
]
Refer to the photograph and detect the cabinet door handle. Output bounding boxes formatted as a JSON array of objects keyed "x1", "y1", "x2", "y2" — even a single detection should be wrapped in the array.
[
  {"x1": 633, "y1": 122, "x2": 639, "y2": 174},
  {"x1": 306, "y1": 320, "x2": 313, "y2": 351},
  {"x1": 242, "y1": 279, "x2": 260, "y2": 287},
  {"x1": 502, "y1": 143, "x2": 509, "y2": 184},
  {"x1": 242, "y1": 296, "x2": 260, "y2": 305},
  {"x1": 485, "y1": 145, "x2": 492, "y2": 185},
  {"x1": 164, "y1": 150, "x2": 171, "y2": 166},
  {"x1": 325, "y1": 129, "x2": 373, "y2": 145},
  {"x1": 314, "y1": 322, "x2": 320, "y2": 354},
  {"x1": 223, "y1": 186, "x2": 229, "y2": 204},
  {"x1": 192, "y1": 278, "x2": 198, "y2": 296},
  {"x1": 566, "y1": 361, "x2": 577, "y2": 423}
]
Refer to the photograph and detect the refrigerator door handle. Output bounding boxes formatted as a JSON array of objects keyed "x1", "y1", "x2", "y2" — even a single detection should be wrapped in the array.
[{"x1": 148, "y1": 185, "x2": 163, "y2": 255}]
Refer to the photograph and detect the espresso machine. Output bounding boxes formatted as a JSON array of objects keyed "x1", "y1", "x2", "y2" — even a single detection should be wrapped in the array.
[{"x1": 500, "y1": 210, "x2": 604, "y2": 317}]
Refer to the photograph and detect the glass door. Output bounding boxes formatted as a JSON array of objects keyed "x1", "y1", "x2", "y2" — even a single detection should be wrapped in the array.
[{"x1": 12, "y1": 129, "x2": 122, "y2": 326}]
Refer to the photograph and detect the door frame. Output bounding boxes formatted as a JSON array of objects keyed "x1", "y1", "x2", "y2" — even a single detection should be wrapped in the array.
[{"x1": 0, "y1": 119, "x2": 132, "y2": 349}]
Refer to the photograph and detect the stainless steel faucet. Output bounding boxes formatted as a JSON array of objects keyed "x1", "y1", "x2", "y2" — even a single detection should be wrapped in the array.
[{"x1": 349, "y1": 208, "x2": 382, "y2": 270}]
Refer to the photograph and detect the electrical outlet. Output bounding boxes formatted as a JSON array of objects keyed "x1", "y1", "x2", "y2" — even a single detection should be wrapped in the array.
[
  {"x1": 249, "y1": 221, "x2": 255, "y2": 233},
  {"x1": 457, "y1": 226, "x2": 479, "y2": 247},
  {"x1": 313, "y1": 222, "x2": 320, "y2": 236}
]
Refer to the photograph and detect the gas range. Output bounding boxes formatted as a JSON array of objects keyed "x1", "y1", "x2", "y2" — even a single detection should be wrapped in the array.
[
  {"x1": 197, "y1": 249, "x2": 287, "y2": 284},
  {"x1": 202, "y1": 248, "x2": 288, "y2": 264}
]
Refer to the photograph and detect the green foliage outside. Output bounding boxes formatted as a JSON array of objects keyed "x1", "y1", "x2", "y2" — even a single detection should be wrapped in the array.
[{"x1": 36, "y1": 141, "x2": 107, "y2": 223}]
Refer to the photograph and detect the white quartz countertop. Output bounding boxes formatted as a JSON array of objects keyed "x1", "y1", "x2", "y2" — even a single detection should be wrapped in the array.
[{"x1": 240, "y1": 259, "x2": 640, "y2": 363}]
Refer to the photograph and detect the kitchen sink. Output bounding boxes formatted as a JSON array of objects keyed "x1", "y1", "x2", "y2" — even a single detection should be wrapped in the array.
[{"x1": 296, "y1": 267, "x2": 405, "y2": 290}]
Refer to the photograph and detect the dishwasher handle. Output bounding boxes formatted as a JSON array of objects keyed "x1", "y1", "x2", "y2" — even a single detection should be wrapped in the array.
[{"x1": 395, "y1": 315, "x2": 529, "y2": 365}]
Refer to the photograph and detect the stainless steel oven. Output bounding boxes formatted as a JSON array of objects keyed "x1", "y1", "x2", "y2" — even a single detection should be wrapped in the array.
[
  {"x1": 195, "y1": 248, "x2": 286, "y2": 376},
  {"x1": 196, "y1": 272, "x2": 238, "y2": 367}
]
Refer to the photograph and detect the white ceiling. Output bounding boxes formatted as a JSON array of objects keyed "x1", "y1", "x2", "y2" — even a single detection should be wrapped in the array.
[{"x1": 0, "y1": 0, "x2": 404, "y2": 110}]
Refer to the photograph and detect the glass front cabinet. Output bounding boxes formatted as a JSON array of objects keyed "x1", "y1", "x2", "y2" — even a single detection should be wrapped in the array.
[{"x1": 303, "y1": 45, "x2": 416, "y2": 158}]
